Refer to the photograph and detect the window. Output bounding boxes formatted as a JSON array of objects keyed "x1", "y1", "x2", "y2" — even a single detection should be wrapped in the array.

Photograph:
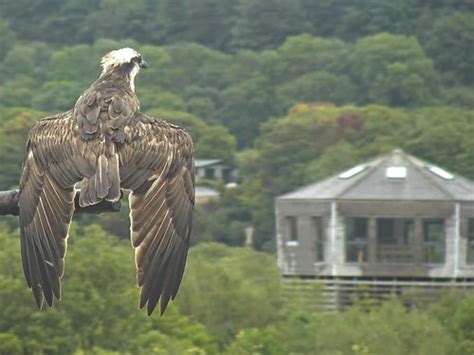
[
  {"x1": 376, "y1": 218, "x2": 414, "y2": 263},
  {"x1": 346, "y1": 217, "x2": 368, "y2": 262},
  {"x1": 286, "y1": 216, "x2": 298, "y2": 243},
  {"x1": 339, "y1": 165, "x2": 367, "y2": 179},
  {"x1": 312, "y1": 217, "x2": 324, "y2": 262},
  {"x1": 386, "y1": 166, "x2": 407, "y2": 179},
  {"x1": 222, "y1": 168, "x2": 232, "y2": 183},
  {"x1": 467, "y1": 219, "x2": 474, "y2": 264},
  {"x1": 427, "y1": 165, "x2": 454, "y2": 180},
  {"x1": 205, "y1": 168, "x2": 215, "y2": 179},
  {"x1": 423, "y1": 219, "x2": 445, "y2": 263}
]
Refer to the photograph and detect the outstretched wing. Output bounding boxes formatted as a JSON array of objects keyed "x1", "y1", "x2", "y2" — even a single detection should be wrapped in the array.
[
  {"x1": 19, "y1": 110, "x2": 93, "y2": 308},
  {"x1": 119, "y1": 113, "x2": 195, "y2": 315}
]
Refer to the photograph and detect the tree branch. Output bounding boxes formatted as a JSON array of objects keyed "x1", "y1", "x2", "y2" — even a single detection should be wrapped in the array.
[{"x1": 0, "y1": 189, "x2": 122, "y2": 216}]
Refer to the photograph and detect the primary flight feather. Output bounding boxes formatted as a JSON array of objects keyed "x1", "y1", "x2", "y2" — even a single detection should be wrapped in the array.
[{"x1": 18, "y1": 48, "x2": 195, "y2": 315}]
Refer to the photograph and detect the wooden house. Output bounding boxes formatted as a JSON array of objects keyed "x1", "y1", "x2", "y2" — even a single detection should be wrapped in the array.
[{"x1": 276, "y1": 149, "x2": 474, "y2": 309}]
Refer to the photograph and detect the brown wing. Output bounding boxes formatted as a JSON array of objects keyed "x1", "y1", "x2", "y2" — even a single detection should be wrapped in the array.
[
  {"x1": 19, "y1": 110, "x2": 93, "y2": 308},
  {"x1": 119, "y1": 113, "x2": 195, "y2": 315}
]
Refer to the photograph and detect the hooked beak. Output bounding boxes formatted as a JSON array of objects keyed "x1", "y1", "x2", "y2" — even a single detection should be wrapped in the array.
[{"x1": 139, "y1": 60, "x2": 148, "y2": 69}]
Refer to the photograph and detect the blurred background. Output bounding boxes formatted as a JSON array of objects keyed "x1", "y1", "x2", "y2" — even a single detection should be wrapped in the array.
[{"x1": 0, "y1": 0, "x2": 474, "y2": 354}]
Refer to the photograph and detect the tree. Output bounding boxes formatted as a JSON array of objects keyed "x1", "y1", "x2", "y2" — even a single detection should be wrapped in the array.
[
  {"x1": 177, "y1": 243, "x2": 282, "y2": 346},
  {"x1": 274, "y1": 34, "x2": 349, "y2": 81},
  {"x1": 0, "y1": 223, "x2": 217, "y2": 354},
  {"x1": 275, "y1": 71, "x2": 358, "y2": 112},
  {"x1": 0, "y1": 20, "x2": 16, "y2": 61},
  {"x1": 424, "y1": 12, "x2": 474, "y2": 85},
  {"x1": 182, "y1": 0, "x2": 238, "y2": 51},
  {"x1": 0, "y1": 108, "x2": 45, "y2": 189},
  {"x1": 349, "y1": 33, "x2": 439, "y2": 106},
  {"x1": 230, "y1": 0, "x2": 305, "y2": 50},
  {"x1": 195, "y1": 126, "x2": 237, "y2": 164},
  {"x1": 218, "y1": 75, "x2": 275, "y2": 147},
  {"x1": 226, "y1": 299, "x2": 456, "y2": 354}
]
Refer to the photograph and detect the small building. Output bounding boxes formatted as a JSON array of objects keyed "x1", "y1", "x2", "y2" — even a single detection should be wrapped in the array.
[
  {"x1": 195, "y1": 159, "x2": 237, "y2": 184},
  {"x1": 194, "y1": 159, "x2": 238, "y2": 205},
  {"x1": 276, "y1": 149, "x2": 474, "y2": 309}
]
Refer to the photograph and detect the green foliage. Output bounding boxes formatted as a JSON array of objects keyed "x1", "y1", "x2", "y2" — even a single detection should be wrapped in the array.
[
  {"x1": 0, "y1": 20, "x2": 15, "y2": 61},
  {"x1": 0, "y1": 333, "x2": 23, "y2": 355},
  {"x1": 230, "y1": 0, "x2": 305, "y2": 50},
  {"x1": 0, "y1": 223, "x2": 217, "y2": 354},
  {"x1": 177, "y1": 243, "x2": 282, "y2": 346},
  {"x1": 192, "y1": 189, "x2": 251, "y2": 246},
  {"x1": 275, "y1": 71, "x2": 358, "y2": 111},
  {"x1": 195, "y1": 126, "x2": 237, "y2": 164},
  {"x1": 226, "y1": 299, "x2": 456, "y2": 355},
  {"x1": 274, "y1": 34, "x2": 349, "y2": 80},
  {"x1": 1, "y1": 2, "x2": 474, "y2": 354},
  {"x1": 349, "y1": 33, "x2": 439, "y2": 106},
  {"x1": 425, "y1": 12, "x2": 474, "y2": 85},
  {"x1": 0, "y1": 108, "x2": 45, "y2": 189},
  {"x1": 1, "y1": 223, "x2": 474, "y2": 354}
]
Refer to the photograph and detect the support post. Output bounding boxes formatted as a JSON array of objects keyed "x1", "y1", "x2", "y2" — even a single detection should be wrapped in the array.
[{"x1": 368, "y1": 217, "x2": 377, "y2": 263}]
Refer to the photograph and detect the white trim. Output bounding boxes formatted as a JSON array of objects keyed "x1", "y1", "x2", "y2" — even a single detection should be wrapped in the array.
[
  {"x1": 428, "y1": 165, "x2": 454, "y2": 180},
  {"x1": 330, "y1": 201, "x2": 337, "y2": 276},
  {"x1": 454, "y1": 203, "x2": 461, "y2": 277},
  {"x1": 339, "y1": 165, "x2": 366, "y2": 179}
]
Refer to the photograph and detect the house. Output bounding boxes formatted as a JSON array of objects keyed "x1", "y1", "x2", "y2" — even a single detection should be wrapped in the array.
[
  {"x1": 195, "y1": 159, "x2": 237, "y2": 185},
  {"x1": 195, "y1": 159, "x2": 237, "y2": 204},
  {"x1": 276, "y1": 149, "x2": 474, "y2": 310}
]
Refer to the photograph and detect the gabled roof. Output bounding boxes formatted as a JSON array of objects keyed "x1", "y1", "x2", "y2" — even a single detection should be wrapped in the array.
[
  {"x1": 195, "y1": 159, "x2": 223, "y2": 168},
  {"x1": 278, "y1": 149, "x2": 474, "y2": 201}
]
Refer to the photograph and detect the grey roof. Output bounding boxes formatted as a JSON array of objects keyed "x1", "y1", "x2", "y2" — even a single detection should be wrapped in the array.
[
  {"x1": 278, "y1": 149, "x2": 474, "y2": 201},
  {"x1": 195, "y1": 159, "x2": 223, "y2": 168}
]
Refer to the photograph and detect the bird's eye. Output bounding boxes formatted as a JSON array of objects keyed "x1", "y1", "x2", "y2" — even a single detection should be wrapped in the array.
[{"x1": 132, "y1": 56, "x2": 141, "y2": 63}]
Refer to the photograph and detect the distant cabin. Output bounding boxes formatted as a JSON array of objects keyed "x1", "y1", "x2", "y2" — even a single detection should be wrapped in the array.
[
  {"x1": 195, "y1": 159, "x2": 237, "y2": 204},
  {"x1": 276, "y1": 149, "x2": 474, "y2": 310},
  {"x1": 195, "y1": 159, "x2": 237, "y2": 184}
]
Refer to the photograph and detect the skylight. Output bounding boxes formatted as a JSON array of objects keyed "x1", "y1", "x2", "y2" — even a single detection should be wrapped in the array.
[
  {"x1": 428, "y1": 165, "x2": 454, "y2": 180},
  {"x1": 339, "y1": 165, "x2": 366, "y2": 179},
  {"x1": 386, "y1": 166, "x2": 407, "y2": 179}
]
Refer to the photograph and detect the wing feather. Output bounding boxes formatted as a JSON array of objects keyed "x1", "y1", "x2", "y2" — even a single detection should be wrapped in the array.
[
  {"x1": 19, "y1": 111, "x2": 88, "y2": 309},
  {"x1": 120, "y1": 113, "x2": 194, "y2": 315}
]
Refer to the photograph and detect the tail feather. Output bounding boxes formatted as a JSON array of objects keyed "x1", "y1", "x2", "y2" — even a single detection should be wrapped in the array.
[
  {"x1": 95, "y1": 155, "x2": 110, "y2": 199},
  {"x1": 79, "y1": 154, "x2": 120, "y2": 207},
  {"x1": 106, "y1": 154, "x2": 121, "y2": 202}
]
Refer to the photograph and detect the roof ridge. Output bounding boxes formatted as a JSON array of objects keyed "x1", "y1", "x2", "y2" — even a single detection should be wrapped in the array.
[
  {"x1": 278, "y1": 149, "x2": 474, "y2": 201},
  {"x1": 402, "y1": 153, "x2": 455, "y2": 200}
]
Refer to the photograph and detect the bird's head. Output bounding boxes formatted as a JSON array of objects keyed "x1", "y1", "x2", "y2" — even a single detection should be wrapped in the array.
[{"x1": 100, "y1": 48, "x2": 148, "y2": 90}]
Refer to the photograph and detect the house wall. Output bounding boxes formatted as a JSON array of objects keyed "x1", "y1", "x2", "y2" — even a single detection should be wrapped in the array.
[
  {"x1": 276, "y1": 199, "x2": 474, "y2": 279},
  {"x1": 196, "y1": 164, "x2": 237, "y2": 184},
  {"x1": 276, "y1": 200, "x2": 330, "y2": 275},
  {"x1": 458, "y1": 202, "x2": 474, "y2": 272}
]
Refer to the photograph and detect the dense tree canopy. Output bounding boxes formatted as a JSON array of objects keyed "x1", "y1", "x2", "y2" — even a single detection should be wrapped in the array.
[
  {"x1": 1, "y1": 223, "x2": 474, "y2": 354},
  {"x1": 1, "y1": 1, "x2": 474, "y2": 353},
  {"x1": 1, "y1": 0, "x2": 472, "y2": 255}
]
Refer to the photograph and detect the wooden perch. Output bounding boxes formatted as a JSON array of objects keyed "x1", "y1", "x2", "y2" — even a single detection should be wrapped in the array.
[{"x1": 0, "y1": 189, "x2": 122, "y2": 216}]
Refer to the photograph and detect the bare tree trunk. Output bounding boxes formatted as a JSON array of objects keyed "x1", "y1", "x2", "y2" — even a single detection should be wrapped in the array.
[{"x1": 0, "y1": 190, "x2": 122, "y2": 216}]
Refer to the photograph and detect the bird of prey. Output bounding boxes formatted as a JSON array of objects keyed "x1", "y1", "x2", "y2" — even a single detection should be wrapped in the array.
[{"x1": 18, "y1": 48, "x2": 195, "y2": 315}]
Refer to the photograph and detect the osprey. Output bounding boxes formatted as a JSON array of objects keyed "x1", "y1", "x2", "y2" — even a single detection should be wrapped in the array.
[{"x1": 18, "y1": 48, "x2": 195, "y2": 315}]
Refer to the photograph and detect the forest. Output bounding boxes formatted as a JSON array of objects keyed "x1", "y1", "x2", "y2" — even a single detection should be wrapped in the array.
[{"x1": 1, "y1": 0, "x2": 474, "y2": 353}]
